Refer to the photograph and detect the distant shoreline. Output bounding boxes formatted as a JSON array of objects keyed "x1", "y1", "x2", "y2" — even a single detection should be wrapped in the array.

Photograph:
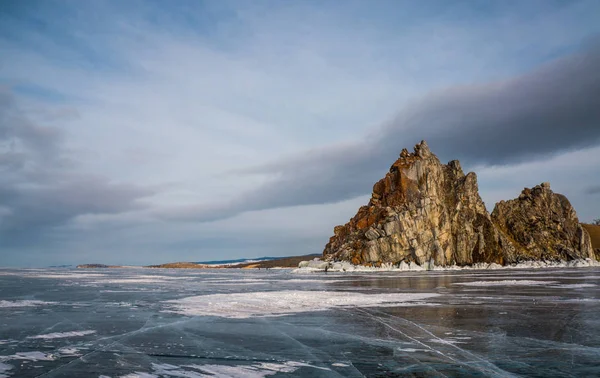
[{"x1": 76, "y1": 254, "x2": 321, "y2": 270}]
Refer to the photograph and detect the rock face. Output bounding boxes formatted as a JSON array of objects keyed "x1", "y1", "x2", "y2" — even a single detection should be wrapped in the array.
[
  {"x1": 581, "y1": 224, "x2": 600, "y2": 260},
  {"x1": 323, "y1": 141, "x2": 594, "y2": 266},
  {"x1": 492, "y1": 184, "x2": 595, "y2": 261}
]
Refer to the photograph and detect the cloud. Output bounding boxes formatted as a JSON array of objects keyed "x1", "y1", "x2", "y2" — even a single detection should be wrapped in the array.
[
  {"x1": 2, "y1": 1, "x2": 600, "y2": 266},
  {"x1": 380, "y1": 40, "x2": 600, "y2": 165},
  {"x1": 0, "y1": 90, "x2": 156, "y2": 246},
  {"x1": 160, "y1": 42, "x2": 600, "y2": 222},
  {"x1": 587, "y1": 185, "x2": 600, "y2": 195}
]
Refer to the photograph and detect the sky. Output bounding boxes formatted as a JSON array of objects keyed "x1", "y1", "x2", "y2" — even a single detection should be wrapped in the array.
[{"x1": 1, "y1": 0, "x2": 599, "y2": 267}]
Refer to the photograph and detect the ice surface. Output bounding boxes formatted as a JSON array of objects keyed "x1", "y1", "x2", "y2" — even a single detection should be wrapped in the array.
[
  {"x1": 164, "y1": 290, "x2": 439, "y2": 318},
  {"x1": 0, "y1": 362, "x2": 12, "y2": 378},
  {"x1": 455, "y1": 280, "x2": 558, "y2": 286},
  {"x1": 27, "y1": 330, "x2": 96, "y2": 339},
  {"x1": 1, "y1": 266, "x2": 599, "y2": 377}
]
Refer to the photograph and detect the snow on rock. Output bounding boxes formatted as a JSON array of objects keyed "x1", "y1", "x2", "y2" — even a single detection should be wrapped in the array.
[
  {"x1": 293, "y1": 258, "x2": 600, "y2": 274},
  {"x1": 164, "y1": 290, "x2": 439, "y2": 318}
]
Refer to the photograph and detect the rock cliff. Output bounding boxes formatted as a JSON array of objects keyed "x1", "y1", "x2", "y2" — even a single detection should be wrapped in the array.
[
  {"x1": 492, "y1": 184, "x2": 594, "y2": 261},
  {"x1": 323, "y1": 141, "x2": 594, "y2": 266}
]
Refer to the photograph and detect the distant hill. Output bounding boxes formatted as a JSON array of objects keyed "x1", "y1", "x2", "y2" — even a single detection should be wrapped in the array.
[
  {"x1": 195, "y1": 257, "x2": 282, "y2": 265},
  {"x1": 236, "y1": 254, "x2": 321, "y2": 269}
]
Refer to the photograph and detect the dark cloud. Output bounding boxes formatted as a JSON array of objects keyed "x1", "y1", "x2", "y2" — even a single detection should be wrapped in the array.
[
  {"x1": 379, "y1": 42, "x2": 600, "y2": 165},
  {"x1": 587, "y1": 185, "x2": 600, "y2": 195},
  {"x1": 0, "y1": 90, "x2": 155, "y2": 246},
  {"x1": 162, "y1": 42, "x2": 600, "y2": 222}
]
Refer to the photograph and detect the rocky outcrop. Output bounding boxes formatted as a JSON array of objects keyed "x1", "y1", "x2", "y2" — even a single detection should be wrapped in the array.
[
  {"x1": 323, "y1": 141, "x2": 594, "y2": 266},
  {"x1": 492, "y1": 186, "x2": 594, "y2": 261}
]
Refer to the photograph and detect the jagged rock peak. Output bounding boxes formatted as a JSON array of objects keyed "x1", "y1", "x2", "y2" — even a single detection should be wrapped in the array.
[
  {"x1": 323, "y1": 143, "x2": 594, "y2": 267},
  {"x1": 324, "y1": 141, "x2": 506, "y2": 267},
  {"x1": 492, "y1": 183, "x2": 594, "y2": 261}
]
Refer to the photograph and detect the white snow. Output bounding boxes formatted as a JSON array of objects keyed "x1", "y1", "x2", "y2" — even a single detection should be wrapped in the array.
[
  {"x1": 293, "y1": 258, "x2": 600, "y2": 274},
  {"x1": 183, "y1": 361, "x2": 329, "y2": 378},
  {"x1": 0, "y1": 351, "x2": 55, "y2": 362},
  {"x1": 91, "y1": 279, "x2": 168, "y2": 284},
  {"x1": 27, "y1": 330, "x2": 96, "y2": 339},
  {"x1": 164, "y1": 290, "x2": 439, "y2": 318},
  {"x1": 555, "y1": 283, "x2": 597, "y2": 289},
  {"x1": 455, "y1": 280, "x2": 558, "y2": 286},
  {"x1": 331, "y1": 362, "x2": 350, "y2": 367},
  {"x1": 0, "y1": 300, "x2": 55, "y2": 308},
  {"x1": 428, "y1": 338, "x2": 465, "y2": 345},
  {"x1": 120, "y1": 361, "x2": 330, "y2": 378},
  {"x1": 32, "y1": 273, "x2": 107, "y2": 279},
  {"x1": 57, "y1": 348, "x2": 82, "y2": 356},
  {"x1": 119, "y1": 373, "x2": 158, "y2": 378}
]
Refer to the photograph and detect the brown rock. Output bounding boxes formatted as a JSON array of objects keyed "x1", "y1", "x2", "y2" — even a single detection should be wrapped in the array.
[{"x1": 323, "y1": 141, "x2": 594, "y2": 266}]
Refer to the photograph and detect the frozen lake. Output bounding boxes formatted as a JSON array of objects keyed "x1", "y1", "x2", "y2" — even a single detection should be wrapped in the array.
[{"x1": 0, "y1": 267, "x2": 599, "y2": 377}]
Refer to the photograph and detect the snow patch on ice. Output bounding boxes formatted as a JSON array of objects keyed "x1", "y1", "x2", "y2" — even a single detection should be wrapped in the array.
[
  {"x1": 119, "y1": 373, "x2": 158, "y2": 378},
  {"x1": 554, "y1": 283, "x2": 596, "y2": 289},
  {"x1": 120, "y1": 361, "x2": 332, "y2": 378},
  {"x1": 32, "y1": 273, "x2": 107, "y2": 279},
  {"x1": 28, "y1": 330, "x2": 96, "y2": 339},
  {"x1": 164, "y1": 290, "x2": 439, "y2": 318},
  {"x1": 455, "y1": 280, "x2": 558, "y2": 287},
  {"x1": 185, "y1": 361, "x2": 329, "y2": 377},
  {"x1": 331, "y1": 362, "x2": 350, "y2": 367},
  {"x1": 57, "y1": 347, "x2": 82, "y2": 357},
  {"x1": 0, "y1": 351, "x2": 55, "y2": 362},
  {"x1": 0, "y1": 362, "x2": 12, "y2": 378},
  {"x1": 91, "y1": 279, "x2": 168, "y2": 284},
  {"x1": 0, "y1": 300, "x2": 55, "y2": 308},
  {"x1": 429, "y1": 338, "x2": 465, "y2": 345}
]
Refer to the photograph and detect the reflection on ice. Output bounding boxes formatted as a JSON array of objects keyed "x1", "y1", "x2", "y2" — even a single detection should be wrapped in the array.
[{"x1": 455, "y1": 280, "x2": 557, "y2": 286}]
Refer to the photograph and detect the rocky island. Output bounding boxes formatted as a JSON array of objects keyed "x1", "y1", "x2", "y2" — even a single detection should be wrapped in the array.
[{"x1": 319, "y1": 141, "x2": 595, "y2": 269}]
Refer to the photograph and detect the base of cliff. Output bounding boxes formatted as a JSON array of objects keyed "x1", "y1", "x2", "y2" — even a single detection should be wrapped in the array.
[{"x1": 293, "y1": 257, "x2": 599, "y2": 273}]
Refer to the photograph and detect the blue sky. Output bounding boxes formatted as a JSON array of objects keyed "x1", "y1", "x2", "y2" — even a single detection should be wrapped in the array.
[{"x1": 1, "y1": 0, "x2": 599, "y2": 266}]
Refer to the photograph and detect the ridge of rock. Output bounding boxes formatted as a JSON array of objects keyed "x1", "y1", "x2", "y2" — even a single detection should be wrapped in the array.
[{"x1": 323, "y1": 141, "x2": 594, "y2": 266}]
